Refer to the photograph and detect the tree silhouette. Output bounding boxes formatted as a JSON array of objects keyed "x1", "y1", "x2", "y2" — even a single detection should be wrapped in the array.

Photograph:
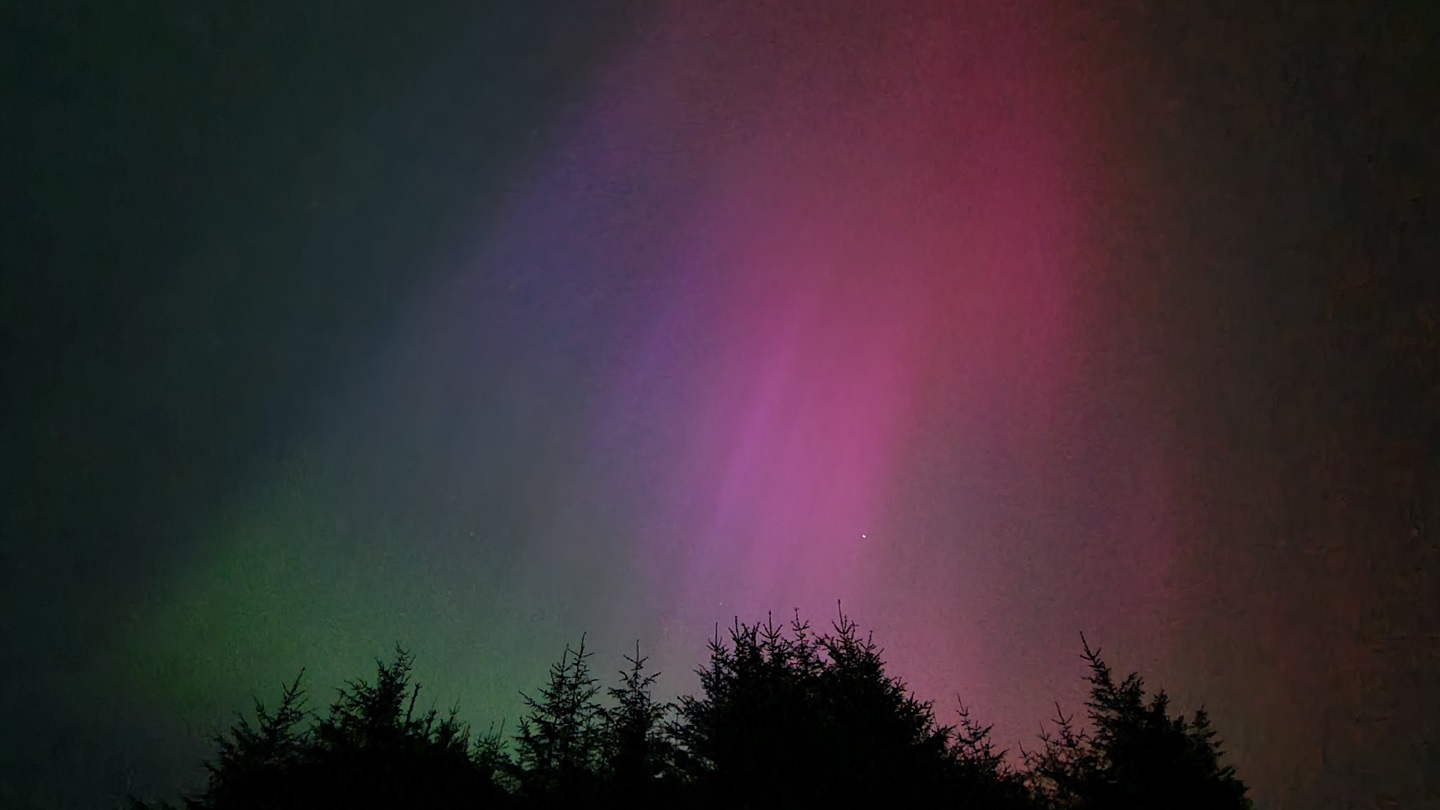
[
  {"x1": 1025, "y1": 702, "x2": 1102, "y2": 810},
  {"x1": 171, "y1": 646, "x2": 508, "y2": 810},
  {"x1": 303, "y1": 645, "x2": 494, "y2": 809},
  {"x1": 598, "y1": 642, "x2": 677, "y2": 806},
  {"x1": 951, "y1": 700, "x2": 1038, "y2": 809},
  {"x1": 673, "y1": 608, "x2": 1015, "y2": 809},
  {"x1": 1024, "y1": 635, "x2": 1253, "y2": 810},
  {"x1": 186, "y1": 669, "x2": 311, "y2": 809},
  {"x1": 473, "y1": 720, "x2": 518, "y2": 796},
  {"x1": 134, "y1": 611, "x2": 1259, "y2": 810},
  {"x1": 512, "y1": 635, "x2": 605, "y2": 806}
]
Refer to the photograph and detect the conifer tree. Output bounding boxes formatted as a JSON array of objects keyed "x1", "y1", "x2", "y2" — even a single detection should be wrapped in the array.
[
  {"x1": 513, "y1": 635, "x2": 605, "y2": 806},
  {"x1": 599, "y1": 642, "x2": 677, "y2": 805},
  {"x1": 186, "y1": 671, "x2": 311, "y2": 810},
  {"x1": 1025, "y1": 635, "x2": 1254, "y2": 810},
  {"x1": 674, "y1": 609, "x2": 994, "y2": 809},
  {"x1": 951, "y1": 701, "x2": 1037, "y2": 809},
  {"x1": 307, "y1": 646, "x2": 483, "y2": 808},
  {"x1": 180, "y1": 647, "x2": 505, "y2": 810},
  {"x1": 473, "y1": 720, "x2": 518, "y2": 795}
]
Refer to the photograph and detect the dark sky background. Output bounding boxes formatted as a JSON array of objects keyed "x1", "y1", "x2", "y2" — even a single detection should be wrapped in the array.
[{"x1": 2, "y1": 1, "x2": 1436, "y2": 808}]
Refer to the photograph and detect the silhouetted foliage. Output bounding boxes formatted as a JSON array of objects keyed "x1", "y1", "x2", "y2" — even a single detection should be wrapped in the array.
[
  {"x1": 165, "y1": 647, "x2": 509, "y2": 810},
  {"x1": 473, "y1": 720, "x2": 518, "y2": 795},
  {"x1": 672, "y1": 607, "x2": 1020, "y2": 809},
  {"x1": 139, "y1": 614, "x2": 1255, "y2": 810},
  {"x1": 1024, "y1": 635, "x2": 1253, "y2": 810},
  {"x1": 952, "y1": 701, "x2": 1038, "y2": 809},
  {"x1": 598, "y1": 642, "x2": 678, "y2": 806},
  {"x1": 511, "y1": 635, "x2": 605, "y2": 806},
  {"x1": 188, "y1": 669, "x2": 311, "y2": 809}
]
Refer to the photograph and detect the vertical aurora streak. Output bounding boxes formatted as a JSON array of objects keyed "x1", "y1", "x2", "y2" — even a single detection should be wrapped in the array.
[{"x1": 561, "y1": 0, "x2": 1133, "y2": 716}]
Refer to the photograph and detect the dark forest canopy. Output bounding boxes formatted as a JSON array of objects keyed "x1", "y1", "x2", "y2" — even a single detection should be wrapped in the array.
[{"x1": 130, "y1": 609, "x2": 1252, "y2": 810}]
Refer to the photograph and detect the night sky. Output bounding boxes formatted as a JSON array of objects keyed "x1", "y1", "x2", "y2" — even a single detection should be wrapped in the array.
[{"x1": 3, "y1": 1, "x2": 1436, "y2": 808}]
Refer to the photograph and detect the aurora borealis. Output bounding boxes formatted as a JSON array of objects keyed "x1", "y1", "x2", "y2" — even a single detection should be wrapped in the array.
[{"x1": 4, "y1": 1, "x2": 1436, "y2": 808}]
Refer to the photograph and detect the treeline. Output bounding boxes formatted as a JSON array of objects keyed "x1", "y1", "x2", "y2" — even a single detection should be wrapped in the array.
[{"x1": 131, "y1": 610, "x2": 1253, "y2": 809}]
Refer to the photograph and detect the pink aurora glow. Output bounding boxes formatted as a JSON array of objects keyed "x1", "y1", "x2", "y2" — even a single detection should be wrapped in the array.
[
  {"x1": 453, "y1": 0, "x2": 1179, "y2": 745},
  {"x1": 577, "y1": 0, "x2": 1145, "y2": 687}
]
